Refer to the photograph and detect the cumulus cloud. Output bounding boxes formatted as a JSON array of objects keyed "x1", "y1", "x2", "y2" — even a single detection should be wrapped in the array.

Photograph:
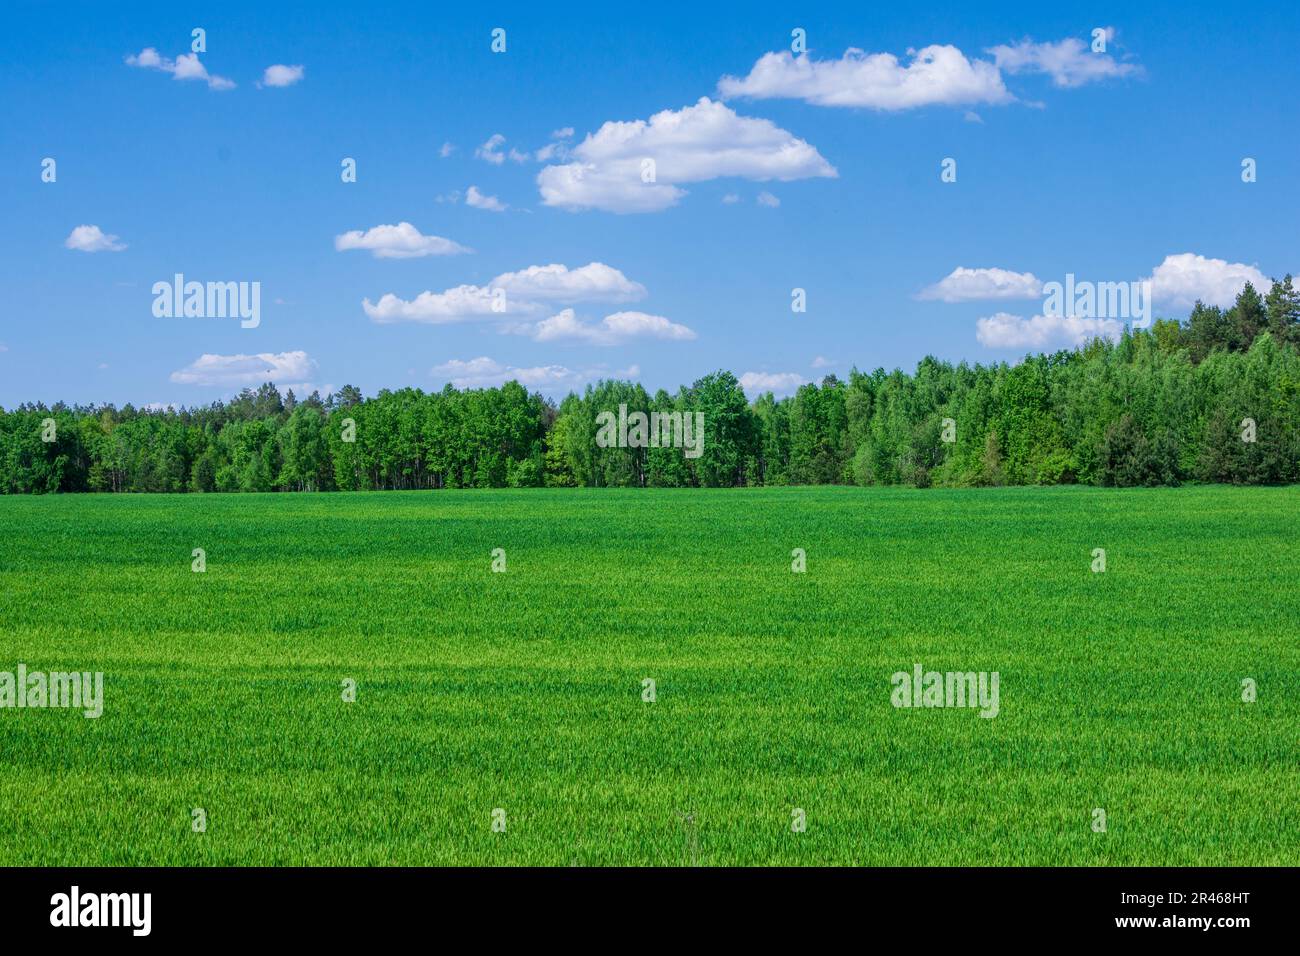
[
  {"x1": 465, "y1": 185, "x2": 507, "y2": 212},
  {"x1": 126, "y1": 47, "x2": 234, "y2": 90},
  {"x1": 65, "y1": 225, "x2": 126, "y2": 253},
  {"x1": 490, "y1": 262, "x2": 646, "y2": 303},
  {"x1": 1144, "y1": 253, "x2": 1271, "y2": 310},
  {"x1": 601, "y1": 310, "x2": 695, "y2": 341},
  {"x1": 739, "y1": 371, "x2": 807, "y2": 396},
  {"x1": 365, "y1": 262, "x2": 650, "y2": 326},
  {"x1": 334, "y1": 222, "x2": 470, "y2": 258},
  {"x1": 976, "y1": 312, "x2": 1120, "y2": 349},
  {"x1": 526, "y1": 308, "x2": 696, "y2": 345},
  {"x1": 535, "y1": 127, "x2": 576, "y2": 162},
  {"x1": 918, "y1": 266, "x2": 1042, "y2": 302},
  {"x1": 261, "y1": 64, "x2": 304, "y2": 87},
  {"x1": 432, "y1": 356, "x2": 588, "y2": 390},
  {"x1": 363, "y1": 285, "x2": 529, "y2": 324},
  {"x1": 524, "y1": 309, "x2": 592, "y2": 342},
  {"x1": 719, "y1": 45, "x2": 1012, "y2": 110},
  {"x1": 719, "y1": 31, "x2": 1140, "y2": 110},
  {"x1": 432, "y1": 357, "x2": 641, "y2": 390},
  {"x1": 476, "y1": 134, "x2": 507, "y2": 165},
  {"x1": 170, "y1": 351, "x2": 316, "y2": 387},
  {"x1": 929, "y1": 254, "x2": 1275, "y2": 319},
  {"x1": 439, "y1": 142, "x2": 455, "y2": 158},
  {"x1": 756, "y1": 191, "x2": 780, "y2": 207},
  {"x1": 534, "y1": 142, "x2": 564, "y2": 162},
  {"x1": 988, "y1": 29, "x2": 1139, "y2": 88},
  {"x1": 537, "y1": 97, "x2": 836, "y2": 213}
]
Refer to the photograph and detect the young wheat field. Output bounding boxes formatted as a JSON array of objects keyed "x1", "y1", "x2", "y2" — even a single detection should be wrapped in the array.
[{"x1": 0, "y1": 486, "x2": 1296, "y2": 865}]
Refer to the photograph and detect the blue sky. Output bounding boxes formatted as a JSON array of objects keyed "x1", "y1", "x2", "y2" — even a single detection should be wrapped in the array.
[{"x1": 2, "y1": 0, "x2": 1297, "y2": 407}]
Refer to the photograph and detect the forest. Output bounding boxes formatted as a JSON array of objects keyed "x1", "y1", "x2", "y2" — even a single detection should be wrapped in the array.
[{"x1": 3, "y1": 279, "x2": 1298, "y2": 493}]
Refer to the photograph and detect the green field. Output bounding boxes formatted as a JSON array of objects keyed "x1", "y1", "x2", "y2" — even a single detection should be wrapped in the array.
[{"x1": 0, "y1": 486, "x2": 1297, "y2": 866}]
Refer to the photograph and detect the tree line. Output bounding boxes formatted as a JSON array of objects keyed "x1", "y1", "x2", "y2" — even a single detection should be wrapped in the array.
[{"x1": 3, "y1": 279, "x2": 1298, "y2": 493}]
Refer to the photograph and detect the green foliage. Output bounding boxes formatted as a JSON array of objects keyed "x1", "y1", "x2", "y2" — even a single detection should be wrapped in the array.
[{"x1": 2, "y1": 280, "x2": 1299, "y2": 493}]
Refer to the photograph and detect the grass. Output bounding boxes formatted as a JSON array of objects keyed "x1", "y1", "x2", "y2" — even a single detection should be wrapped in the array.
[{"x1": 0, "y1": 485, "x2": 1297, "y2": 866}]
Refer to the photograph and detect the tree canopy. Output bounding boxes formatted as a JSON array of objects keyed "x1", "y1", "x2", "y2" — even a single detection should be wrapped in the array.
[{"x1": 3, "y1": 280, "x2": 1298, "y2": 493}]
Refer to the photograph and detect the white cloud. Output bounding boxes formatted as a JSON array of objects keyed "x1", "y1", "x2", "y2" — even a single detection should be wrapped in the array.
[
  {"x1": 126, "y1": 47, "x2": 234, "y2": 90},
  {"x1": 811, "y1": 356, "x2": 834, "y2": 368},
  {"x1": 334, "y1": 222, "x2": 470, "y2": 258},
  {"x1": 928, "y1": 254, "x2": 1274, "y2": 322},
  {"x1": 719, "y1": 46, "x2": 1012, "y2": 110},
  {"x1": 721, "y1": 193, "x2": 740, "y2": 204},
  {"x1": 739, "y1": 371, "x2": 807, "y2": 396},
  {"x1": 525, "y1": 309, "x2": 593, "y2": 342},
  {"x1": 534, "y1": 142, "x2": 567, "y2": 162},
  {"x1": 465, "y1": 185, "x2": 507, "y2": 212},
  {"x1": 489, "y1": 262, "x2": 646, "y2": 303},
  {"x1": 1144, "y1": 253, "x2": 1271, "y2": 310},
  {"x1": 261, "y1": 64, "x2": 304, "y2": 87},
  {"x1": 918, "y1": 266, "x2": 1042, "y2": 302},
  {"x1": 988, "y1": 29, "x2": 1139, "y2": 88},
  {"x1": 363, "y1": 285, "x2": 532, "y2": 324},
  {"x1": 170, "y1": 351, "x2": 316, "y2": 387},
  {"x1": 126, "y1": 47, "x2": 165, "y2": 68},
  {"x1": 602, "y1": 311, "x2": 695, "y2": 341},
  {"x1": 537, "y1": 97, "x2": 836, "y2": 213},
  {"x1": 432, "y1": 356, "x2": 588, "y2": 390},
  {"x1": 527, "y1": 308, "x2": 696, "y2": 345},
  {"x1": 439, "y1": 142, "x2": 455, "y2": 158},
  {"x1": 365, "y1": 262, "x2": 649, "y2": 326},
  {"x1": 432, "y1": 356, "x2": 640, "y2": 391},
  {"x1": 720, "y1": 32, "x2": 1140, "y2": 108},
  {"x1": 756, "y1": 190, "x2": 780, "y2": 207},
  {"x1": 976, "y1": 312, "x2": 1120, "y2": 349},
  {"x1": 536, "y1": 128, "x2": 575, "y2": 162},
  {"x1": 476, "y1": 134, "x2": 507, "y2": 165},
  {"x1": 65, "y1": 225, "x2": 126, "y2": 253}
]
